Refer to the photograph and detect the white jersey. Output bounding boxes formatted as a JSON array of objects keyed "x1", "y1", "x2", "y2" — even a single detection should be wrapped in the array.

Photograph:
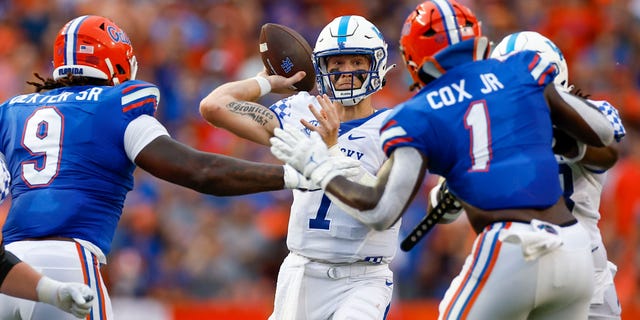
[
  {"x1": 558, "y1": 98, "x2": 619, "y2": 246},
  {"x1": 558, "y1": 99, "x2": 622, "y2": 314},
  {"x1": 270, "y1": 92, "x2": 399, "y2": 263},
  {"x1": 559, "y1": 162, "x2": 606, "y2": 244}
]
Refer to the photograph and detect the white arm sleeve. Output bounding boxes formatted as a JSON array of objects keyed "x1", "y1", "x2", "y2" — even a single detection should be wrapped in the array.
[
  {"x1": 326, "y1": 147, "x2": 423, "y2": 230},
  {"x1": 557, "y1": 89, "x2": 614, "y2": 146},
  {"x1": 124, "y1": 114, "x2": 171, "y2": 162}
]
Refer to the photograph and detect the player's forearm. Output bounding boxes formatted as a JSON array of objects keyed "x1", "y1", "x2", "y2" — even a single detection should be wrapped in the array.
[
  {"x1": 182, "y1": 153, "x2": 285, "y2": 196},
  {"x1": 136, "y1": 136, "x2": 284, "y2": 195},
  {"x1": 0, "y1": 261, "x2": 39, "y2": 300},
  {"x1": 326, "y1": 176, "x2": 380, "y2": 210},
  {"x1": 581, "y1": 145, "x2": 618, "y2": 170},
  {"x1": 325, "y1": 176, "x2": 409, "y2": 231},
  {"x1": 325, "y1": 148, "x2": 426, "y2": 231},
  {"x1": 200, "y1": 84, "x2": 277, "y2": 146},
  {"x1": 204, "y1": 78, "x2": 263, "y2": 107},
  {"x1": 553, "y1": 89, "x2": 614, "y2": 147},
  {"x1": 199, "y1": 78, "x2": 263, "y2": 125}
]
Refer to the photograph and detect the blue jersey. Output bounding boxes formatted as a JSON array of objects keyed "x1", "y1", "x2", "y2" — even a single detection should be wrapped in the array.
[
  {"x1": 380, "y1": 51, "x2": 561, "y2": 210},
  {"x1": 0, "y1": 80, "x2": 159, "y2": 255}
]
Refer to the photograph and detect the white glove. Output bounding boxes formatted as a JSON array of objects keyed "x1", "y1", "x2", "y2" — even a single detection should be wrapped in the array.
[
  {"x1": 428, "y1": 177, "x2": 464, "y2": 224},
  {"x1": 36, "y1": 276, "x2": 95, "y2": 319},
  {"x1": 271, "y1": 127, "x2": 328, "y2": 175},
  {"x1": 283, "y1": 164, "x2": 320, "y2": 191},
  {"x1": 271, "y1": 127, "x2": 360, "y2": 188}
]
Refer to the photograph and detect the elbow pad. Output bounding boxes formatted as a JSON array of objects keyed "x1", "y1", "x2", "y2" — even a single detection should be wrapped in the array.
[{"x1": 557, "y1": 90, "x2": 614, "y2": 146}]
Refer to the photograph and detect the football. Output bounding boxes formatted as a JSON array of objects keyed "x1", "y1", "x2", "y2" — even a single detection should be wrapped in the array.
[{"x1": 259, "y1": 23, "x2": 316, "y2": 92}]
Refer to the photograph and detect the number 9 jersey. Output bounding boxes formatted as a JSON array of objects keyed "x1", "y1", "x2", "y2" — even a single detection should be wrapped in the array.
[{"x1": 0, "y1": 80, "x2": 163, "y2": 259}]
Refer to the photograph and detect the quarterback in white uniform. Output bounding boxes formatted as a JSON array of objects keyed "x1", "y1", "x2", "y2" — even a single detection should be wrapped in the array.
[
  {"x1": 200, "y1": 16, "x2": 397, "y2": 320},
  {"x1": 492, "y1": 31, "x2": 626, "y2": 319}
]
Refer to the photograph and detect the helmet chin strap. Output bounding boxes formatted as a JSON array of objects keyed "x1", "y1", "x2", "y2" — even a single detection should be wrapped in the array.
[
  {"x1": 339, "y1": 97, "x2": 360, "y2": 107},
  {"x1": 379, "y1": 63, "x2": 396, "y2": 85}
]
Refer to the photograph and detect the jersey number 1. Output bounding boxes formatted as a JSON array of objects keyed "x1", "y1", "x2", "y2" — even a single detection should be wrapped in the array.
[
  {"x1": 309, "y1": 195, "x2": 331, "y2": 230},
  {"x1": 464, "y1": 101, "x2": 492, "y2": 171},
  {"x1": 22, "y1": 107, "x2": 63, "y2": 186}
]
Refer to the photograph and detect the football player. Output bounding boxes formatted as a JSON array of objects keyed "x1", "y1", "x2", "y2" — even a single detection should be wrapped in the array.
[
  {"x1": 269, "y1": 1, "x2": 617, "y2": 319},
  {"x1": 0, "y1": 158, "x2": 93, "y2": 319},
  {"x1": 0, "y1": 15, "x2": 357, "y2": 320},
  {"x1": 492, "y1": 30, "x2": 625, "y2": 320},
  {"x1": 200, "y1": 15, "x2": 397, "y2": 320}
]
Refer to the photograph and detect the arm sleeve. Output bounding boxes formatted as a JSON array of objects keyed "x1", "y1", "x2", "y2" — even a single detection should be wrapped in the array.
[
  {"x1": 326, "y1": 147, "x2": 424, "y2": 230},
  {"x1": 123, "y1": 114, "x2": 171, "y2": 161},
  {"x1": 557, "y1": 90, "x2": 614, "y2": 146},
  {"x1": 0, "y1": 245, "x2": 20, "y2": 286}
]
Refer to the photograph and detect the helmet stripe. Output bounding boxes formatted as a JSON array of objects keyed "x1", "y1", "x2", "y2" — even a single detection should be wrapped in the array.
[
  {"x1": 433, "y1": 0, "x2": 461, "y2": 45},
  {"x1": 505, "y1": 32, "x2": 521, "y2": 54},
  {"x1": 336, "y1": 16, "x2": 351, "y2": 49},
  {"x1": 64, "y1": 15, "x2": 89, "y2": 66}
]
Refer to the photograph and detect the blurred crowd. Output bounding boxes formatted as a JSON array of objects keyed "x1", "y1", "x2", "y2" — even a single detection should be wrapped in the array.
[{"x1": 0, "y1": 0, "x2": 639, "y2": 311}]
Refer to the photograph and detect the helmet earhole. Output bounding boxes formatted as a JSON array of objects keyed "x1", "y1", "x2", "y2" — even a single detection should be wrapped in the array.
[
  {"x1": 116, "y1": 64, "x2": 126, "y2": 75},
  {"x1": 424, "y1": 28, "x2": 436, "y2": 37}
]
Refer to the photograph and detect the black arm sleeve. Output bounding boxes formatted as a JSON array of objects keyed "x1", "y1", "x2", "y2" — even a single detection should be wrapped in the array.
[{"x1": 0, "y1": 243, "x2": 21, "y2": 286}]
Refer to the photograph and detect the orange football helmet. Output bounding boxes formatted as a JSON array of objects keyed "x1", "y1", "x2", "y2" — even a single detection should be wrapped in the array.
[
  {"x1": 400, "y1": 0, "x2": 481, "y2": 89},
  {"x1": 53, "y1": 15, "x2": 138, "y2": 85}
]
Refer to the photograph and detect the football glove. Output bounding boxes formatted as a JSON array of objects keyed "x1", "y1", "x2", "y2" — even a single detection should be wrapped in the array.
[
  {"x1": 283, "y1": 164, "x2": 320, "y2": 191},
  {"x1": 428, "y1": 177, "x2": 464, "y2": 224},
  {"x1": 271, "y1": 127, "x2": 360, "y2": 188},
  {"x1": 36, "y1": 276, "x2": 95, "y2": 319}
]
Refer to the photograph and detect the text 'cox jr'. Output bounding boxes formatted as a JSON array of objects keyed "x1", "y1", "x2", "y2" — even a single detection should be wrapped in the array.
[{"x1": 426, "y1": 73, "x2": 504, "y2": 109}]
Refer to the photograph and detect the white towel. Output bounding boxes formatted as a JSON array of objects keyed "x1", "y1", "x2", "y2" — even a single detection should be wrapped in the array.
[
  {"x1": 498, "y1": 219, "x2": 563, "y2": 261},
  {"x1": 269, "y1": 253, "x2": 310, "y2": 320}
]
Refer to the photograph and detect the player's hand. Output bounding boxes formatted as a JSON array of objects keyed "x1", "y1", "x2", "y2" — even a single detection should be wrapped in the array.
[
  {"x1": 301, "y1": 94, "x2": 340, "y2": 147},
  {"x1": 257, "y1": 69, "x2": 306, "y2": 95},
  {"x1": 428, "y1": 177, "x2": 463, "y2": 224},
  {"x1": 271, "y1": 127, "x2": 359, "y2": 188},
  {"x1": 283, "y1": 164, "x2": 320, "y2": 191},
  {"x1": 270, "y1": 127, "x2": 328, "y2": 175},
  {"x1": 37, "y1": 276, "x2": 95, "y2": 319}
]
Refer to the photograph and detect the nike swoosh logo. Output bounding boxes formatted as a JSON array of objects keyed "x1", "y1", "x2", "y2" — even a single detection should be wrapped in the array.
[
  {"x1": 385, "y1": 280, "x2": 393, "y2": 286},
  {"x1": 348, "y1": 134, "x2": 365, "y2": 140}
]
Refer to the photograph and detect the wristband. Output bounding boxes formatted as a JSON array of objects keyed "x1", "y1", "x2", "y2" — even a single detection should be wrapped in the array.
[
  {"x1": 283, "y1": 164, "x2": 300, "y2": 189},
  {"x1": 253, "y1": 76, "x2": 272, "y2": 97},
  {"x1": 36, "y1": 276, "x2": 61, "y2": 306}
]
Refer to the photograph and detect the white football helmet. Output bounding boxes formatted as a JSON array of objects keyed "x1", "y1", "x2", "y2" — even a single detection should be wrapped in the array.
[
  {"x1": 491, "y1": 31, "x2": 570, "y2": 91},
  {"x1": 313, "y1": 15, "x2": 393, "y2": 106}
]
